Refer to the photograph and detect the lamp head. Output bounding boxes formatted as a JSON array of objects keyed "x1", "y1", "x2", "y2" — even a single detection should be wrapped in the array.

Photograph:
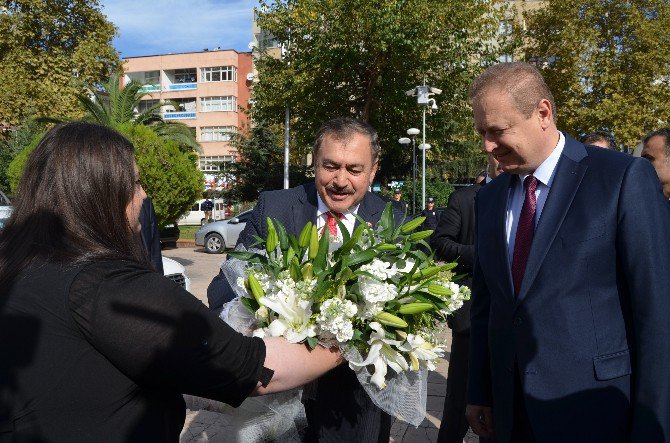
[
  {"x1": 398, "y1": 137, "x2": 411, "y2": 145},
  {"x1": 407, "y1": 128, "x2": 420, "y2": 136}
]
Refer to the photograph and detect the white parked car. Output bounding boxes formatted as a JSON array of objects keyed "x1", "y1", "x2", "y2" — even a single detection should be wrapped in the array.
[{"x1": 162, "y1": 256, "x2": 191, "y2": 291}]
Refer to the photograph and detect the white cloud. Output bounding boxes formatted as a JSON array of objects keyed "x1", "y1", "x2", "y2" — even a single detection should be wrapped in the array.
[{"x1": 101, "y1": 0, "x2": 259, "y2": 57}]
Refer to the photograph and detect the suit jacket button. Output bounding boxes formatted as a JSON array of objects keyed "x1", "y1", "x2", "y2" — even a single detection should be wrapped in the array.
[{"x1": 514, "y1": 317, "x2": 523, "y2": 326}]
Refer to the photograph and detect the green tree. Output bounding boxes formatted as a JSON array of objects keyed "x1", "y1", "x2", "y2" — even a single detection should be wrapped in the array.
[
  {"x1": 252, "y1": 0, "x2": 512, "y2": 182},
  {"x1": 522, "y1": 0, "x2": 670, "y2": 149},
  {"x1": 76, "y1": 74, "x2": 202, "y2": 153},
  {"x1": 0, "y1": 117, "x2": 45, "y2": 193},
  {"x1": 123, "y1": 124, "x2": 203, "y2": 226},
  {"x1": 221, "y1": 123, "x2": 310, "y2": 203},
  {"x1": 7, "y1": 124, "x2": 203, "y2": 226},
  {"x1": 0, "y1": 0, "x2": 120, "y2": 126}
]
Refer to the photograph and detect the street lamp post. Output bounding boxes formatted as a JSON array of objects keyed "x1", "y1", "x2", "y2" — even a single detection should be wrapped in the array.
[
  {"x1": 398, "y1": 137, "x2": 411, "y2": 212},
  {"x1": 399, "y1": 127, "x2": 421, "y2": 214},
  {"x1": 418, "y1": 142, "x2": 431, "y2": 205},
  {"x1": 406, "y1": 81, "x2": 441, "y2": 209}
]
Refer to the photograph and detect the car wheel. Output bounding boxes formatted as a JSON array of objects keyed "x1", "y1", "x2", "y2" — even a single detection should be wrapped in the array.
[{"x1": 205, "y1": 233, "x2": 225, "y2": 253}]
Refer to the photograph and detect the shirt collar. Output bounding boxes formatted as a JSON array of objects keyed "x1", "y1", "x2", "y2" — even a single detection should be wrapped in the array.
[
  {"x1": 519, "y1": 131, "x2": 565, "y2": 188},
  {"x1": 316, "y1": 193, "x2": 359, "y2": 218}
]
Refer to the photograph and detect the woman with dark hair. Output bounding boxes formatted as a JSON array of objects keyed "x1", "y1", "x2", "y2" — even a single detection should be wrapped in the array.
[{"x1": 0, "y1": 122, "x2": 341, "y2": 441}]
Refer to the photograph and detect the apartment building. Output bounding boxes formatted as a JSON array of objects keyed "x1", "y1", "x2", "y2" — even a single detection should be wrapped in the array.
[{"x1": 122, "y1": 50, "x2": 253, "y2": 185}]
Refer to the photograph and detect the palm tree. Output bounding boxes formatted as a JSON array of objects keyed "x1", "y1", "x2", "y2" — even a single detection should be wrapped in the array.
[
  {"x1": 82, "y1": 73, "x2": 202, "y2": 153},
  {"x1": 47, "y1": 73, "x2": 202, "y2": 153}
]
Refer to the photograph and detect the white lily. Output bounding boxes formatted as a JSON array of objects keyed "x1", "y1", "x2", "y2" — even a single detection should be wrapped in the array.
[
  {"x1": 260, "y1": 296, "x2": 316, "y2": 343},
  {"x1": 348, "y1": 322, "x2": 408, "y2": 389},
  {"x1": 399, "y1": 334, "x2": 445, "y2": 371}
]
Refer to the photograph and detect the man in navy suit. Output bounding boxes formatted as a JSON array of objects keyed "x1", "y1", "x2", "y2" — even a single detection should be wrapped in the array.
[
  {"x1": 465, "y1": 62, "x2": 670, "y2": 442},
  {"x1": 209, "y1": 117, "x2": 401, "y2": 442}
]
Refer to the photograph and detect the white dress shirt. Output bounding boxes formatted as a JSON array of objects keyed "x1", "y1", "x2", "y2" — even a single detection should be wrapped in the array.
[
  {"x1": 506, "y1": 132, "x2": 565, "y2": 265},
  {"x1": 315, "y1": 194, "x2": 359, "y2": 241}
]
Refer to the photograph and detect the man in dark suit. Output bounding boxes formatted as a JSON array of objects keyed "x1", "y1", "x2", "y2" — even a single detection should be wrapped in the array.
[
  {"x1": 140, "y1": 197, "x2": 163, "y2": 274},
  {"x1": 465, "y1": 62, "x2": 670, "y2": 442},
  {"x1": 209, "y1": 117, "x2": 401, "y2": 442},
  {"x1": 641, "y1": 127, "x2": 670, "y2": 200},
  {"x1": 433, "y1": 154, "x2": 500, "y2": 443}
]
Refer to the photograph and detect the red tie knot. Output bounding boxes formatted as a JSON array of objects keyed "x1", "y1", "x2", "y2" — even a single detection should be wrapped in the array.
[
  {"x1": 524, "y1": 175, "x2": 538, "y2": 193},
  {"x1": 325, "y1": 211, "x2": 344, "y2": 236}
]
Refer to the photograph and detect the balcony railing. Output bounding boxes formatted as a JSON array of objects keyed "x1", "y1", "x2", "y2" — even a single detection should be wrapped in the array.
[
  {"x1": 162, "y1": 112, "x2": 196, "y2": 120},
  {"x1": 140, "y1": 84, "x2": 160, "y2": 92},
  {"x1": 166, "y1": 82, "x2": 197, "y2": 91}
]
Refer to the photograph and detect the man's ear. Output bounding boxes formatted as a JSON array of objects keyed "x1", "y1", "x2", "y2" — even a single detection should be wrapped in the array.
[
  {"x1": 369, "y1": 161, "x2": 379, "y2": 185},
  {"x1": 537, "y1": 98, "x2": 553, "y2": 129}
]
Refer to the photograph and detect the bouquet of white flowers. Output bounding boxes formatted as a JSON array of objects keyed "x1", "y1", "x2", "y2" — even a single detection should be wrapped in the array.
[{"x1": 228, "y1": 203, "x2": 470, "y2": 394}]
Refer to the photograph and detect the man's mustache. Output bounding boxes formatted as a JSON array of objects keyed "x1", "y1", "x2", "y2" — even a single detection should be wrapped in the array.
[{"x1": 326, "y1": 185, "x2": 354, "y2": 195}]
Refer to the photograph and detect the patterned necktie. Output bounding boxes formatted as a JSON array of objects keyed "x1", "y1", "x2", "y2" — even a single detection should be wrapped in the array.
[
  {"x1": 512, "y1": 175, "x2": 538, "y2": 296},
  {"x1": 325, "y1": 211, "x2": 344, "y2": 236}
]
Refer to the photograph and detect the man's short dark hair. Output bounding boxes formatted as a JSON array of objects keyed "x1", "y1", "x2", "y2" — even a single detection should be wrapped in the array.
[
  {"x1": 643, "y1": 127, "x2": 670, "y2": 161},
  {"x1": 469, "y1": 62, "x2": 557, "y2": 122},
  {"x1": 581, "y1": 131, "x2": 618, "y2": 149},
  {"x1": 313, "y1": 117, "x2": 381, "y2": 163}
]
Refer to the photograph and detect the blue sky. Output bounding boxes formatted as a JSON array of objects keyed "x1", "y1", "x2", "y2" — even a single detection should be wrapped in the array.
[{"x1": 101, "y1": 0, "x2": 259, "y2": 57}]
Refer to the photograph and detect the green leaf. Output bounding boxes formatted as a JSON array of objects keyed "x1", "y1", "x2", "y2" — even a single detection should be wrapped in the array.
[
  {"x1": 312, "y1": 229, "x2": 331, "y2": 272},
  {"x1": 399, "y1": 216, "x2": 426, "y2": 233},
  {"x1": 240, "y1": 296, "x2": 260, "y2": 313},
  {"x1": 344, "y1": 249, "x2": 378, "y2": 269},
  {"x1": 227, "y1": 251, "x2": 268, "y2": 264},
  {"x1": 306, "y1": 336, "x2": 318, "y2": 350},
  {"x1": 334, "y1": 215, "x2": 351, "y2": 244}
]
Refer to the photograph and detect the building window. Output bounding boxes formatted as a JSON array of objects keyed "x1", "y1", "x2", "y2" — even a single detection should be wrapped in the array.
[
  {"x1": 174, "y1": 68, "x2": 196, "y2": 83},
  {"x1": 499, "y1": 54, "x2": 514, "y2": 63},
  {"x1": 200, "y1": 96, "x2": 237, "y2": 112},
  {"x1": 199, "y1": 155, "x2": 235, "y2": 172},
  {"x1": 499, "y1": 19, "x2": 513, "y2": 37},
  {"x1": 200, "y1": 126, "x2": 237, "y2": 142},
  {"x1": 200, "y1": 66, "x2": 237, "y2": 82},
  {"x1": 144, "y1": 70, "x2": 160, "y2": 85},
  {"x1": 138, "y1": 99, "x2": 160, "y2": 114}
]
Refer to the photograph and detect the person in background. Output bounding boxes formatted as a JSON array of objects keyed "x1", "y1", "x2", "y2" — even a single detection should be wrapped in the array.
[
  {"x1": 420, "y1": 197, "x2": 439, "y2": 231},
  {"x1": 0, "y1": 122, "x2": 342, "y2": 442},
  {"x1": 391, "y1": 188, "x2": 408, "y2": 213},
  {"x1": 432, "y1": 153, "x2": 501, "y2": 443},
  {"x1": 140, "y1": 197, "x2": 163, "y2": 274},
  {"x1": 641, "y1": 127, "x2": 670, "y2": 200},
  {"x1": 201, "y1": 198, "x2": 214, "y2": 223},
  {"x1": 580, "y1": 130, "x2": 618, "y2": 150}
]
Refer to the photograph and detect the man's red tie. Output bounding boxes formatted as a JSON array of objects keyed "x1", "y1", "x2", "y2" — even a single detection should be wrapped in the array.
[
  {"x1": 512, "y1": 175, "x2": 538, "y2": 296},
  {"x1": 325, "y1": 211, "x2": 344, "y2": 236}
]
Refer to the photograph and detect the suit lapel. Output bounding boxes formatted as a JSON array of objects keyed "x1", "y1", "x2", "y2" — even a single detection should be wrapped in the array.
[
  {"x1": 293, "y1": 183, "x2": 318, "y2": 234},
  {"x1": 516, "y1": 136, "x2": 588, "y2": 304},
  {"x1": 490, "y1": 174, "x2": 516, "y2": 301},
  {"x1": 355, "y1": 192, "x2": 383, "y2": 227}
]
